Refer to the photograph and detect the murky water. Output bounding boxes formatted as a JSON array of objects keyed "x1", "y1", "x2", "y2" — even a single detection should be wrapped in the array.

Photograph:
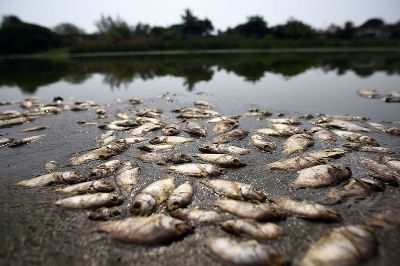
[{"x1": 1, "y1": 51, "x2": 399, "y2": 121}]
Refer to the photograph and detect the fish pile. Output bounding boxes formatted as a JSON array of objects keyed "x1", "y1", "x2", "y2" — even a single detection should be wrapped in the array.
[{"x1": 3, "y1": 95, "x2": 400, "y2": 265}]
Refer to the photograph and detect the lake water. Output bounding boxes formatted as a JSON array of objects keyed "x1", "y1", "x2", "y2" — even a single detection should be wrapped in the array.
[{"x1": 1, "y1": 51, "x2": 399, "y2": 121}]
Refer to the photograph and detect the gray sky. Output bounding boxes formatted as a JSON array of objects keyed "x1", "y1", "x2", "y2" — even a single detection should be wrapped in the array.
[{"x1": 0, "y1": 0, "x2": 399, "y2": 33}]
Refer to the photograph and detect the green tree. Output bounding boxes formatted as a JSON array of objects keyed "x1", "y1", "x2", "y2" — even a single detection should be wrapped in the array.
[
  {"x1": 237, "y1": 16, "x2": 269, "y2": 38},
  {"x1": 180, "y1": 9, "x2": 213, "y2": 36},
  {"x1": 54, "y1": 23, "x2": 85, "y2": 36},
  {"x1": 273, "y1": 19, "x2": 315, "y2": 39},
  {"x1": 95, "y1": 15, "x2": 131, "y2": 43}
]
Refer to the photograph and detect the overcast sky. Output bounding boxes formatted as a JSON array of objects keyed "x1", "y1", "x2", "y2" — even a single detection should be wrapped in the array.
[{"x1": 0, "y1": 0, "x2": 399, "y2": 33}]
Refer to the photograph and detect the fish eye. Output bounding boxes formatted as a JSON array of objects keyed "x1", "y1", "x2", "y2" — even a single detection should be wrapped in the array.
[{"x1": 133, "y1": 202, "x2": 141, "y2": 209}]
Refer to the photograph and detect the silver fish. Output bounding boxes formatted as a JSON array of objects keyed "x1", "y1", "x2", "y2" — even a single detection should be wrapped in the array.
[
  {"x1": 344, "y1": 142, "x2": 395, "y2": 153},
  {"x1": 207, "y1": 237, "x2": 287, "y2": 266},
  {"x1": 194, "y1": 100, "x2": 215, "y2": 109},
  {"x1": 54, "y1": 193, "x2": 123, "y2": 209},
  {"x1": 130, "y1": 177, "x2": 175, "y2": 216},
  {"x1": 313, "y1": 129, "x2": 337, "y2": 143},
  {"x1": 184, "y1": 122, "x2": 207, "y2": 137},
  {"x1": 162, "y1": 124, "x2": 181, "y2": 136},
  {"x1": 69, "y1": 140, "x2": 127, "y2": 165},
  {"x1": 221, "y1": 219, "x2": 283, "y2": 239},
  {"x1": 199, "y1": 143, "x2": 250, "y2": 155},
  {"x1": 115, "y1": 111, "x2": 129, "y2": 120},
  {"x1": 90, "y1": 160, "x2": 120, "y2": 179},
  {"x1": 167, "y1": 181, "x2": 194, "y2": 210},
  {"x1": 214, "y1": 199, "x2": 286, "y2": 221},
  {"x1": 299, "y1": 225, "x2": 377, "y2": 266},
  {"x1": 195, "y1": 153, "x2": 246, "y2": 167},
  {"x1": 9, "y1": 134, "x2": 45, "y2": 147},
  {"x1": 267, "y1": 156, "x2": 326, "y2": 171},
  {"x1": 305, "y1": 148, "x2": 347, "y2": 159},
  {"x1": 88, "y1": 206, "x2": 122, "y2": 221},
  {"x1": 149, "y1": 136, "x2": 195, "y2": 145},
  {"x1": 168, "y1": 163, "x2": 223, "y2": 177},
  {"x1": 268, "y1": 117, "x2": 300, "y2": 125},
  {"x1": 129, "y1": 97, "x2": 143, "y2": 105},
  {"x1": 328, "y1": 115, "x2": 368, "y2": 121},
  {"x1": 201, "y1": 179, "x2": 265, "y2": 201},
  {"x1": 130, "y1": 123, "x2": 162, "y2": 136},
  {"x1": 171, "y1": 208, "x2": 222, "y2": 223},
  {"x1": 294, "y1": 164, "x2": 351, "y2": 188},
  {"x1": 56, "y1": 180, "x2": 114, "y2": 194},
  {"x1": 357, "y1": 89, "x2": 381, "y2": 99},
  {"x1": 211, "y1": 129, "x2": 248, "y2": 144},
  {"x1": 283, "y1": 133, "x2": 314, "y2": 154},
  {"x1": 44, "y1": 160, "x2": 57, "y2": 172},
  {"x1": 17, "y1": 171, "x2": 85, "y2": 188},
  {"x1": 267, "y1": 196, "x2": 340, "y2": 221},
  {"x1": 98, "y1": 214, "x2": 192, "y2": 244},
  {"x1": 21, "y1": 126, "x2": 48, "y2": 132},
  {"x1": 321, "y1": 119, "x2": 371, "y2": 132},
  {"x1": 115, "y1": 161, "x2": 140, "y2": 195},
  {"x1": 213, "y1": 119, "x2": 238, "y2": 134},
  {"x1": 251, "y1": 134, "x2": 276, "y2": 152},
  {"x1": 271, "y1": 123, "x2": 306, "y2": 136},
  {"x1": 359, "y1": 157, "x2": 399, "y2": 185},
  {"x1": 333, "y1": 130, "x2": 378, "y2": 146},
  {"x1": 138, "y1": 144, "x2": 173, "y2": 152},
  {"x1": 0, "y1": 116, "x2": 36, "y2": 128},
  {"x1": 137, "y1": 152, "x2": 192, "y2": 165},
  {"x1": 381, "y1": 155, "x2": 400, "y2": 171},
  {"x1": 383, "y1": 127, "x2": 400, "y2": 136}
]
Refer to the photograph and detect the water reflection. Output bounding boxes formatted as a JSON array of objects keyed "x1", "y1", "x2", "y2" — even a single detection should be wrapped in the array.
[{"x1": 1, "y1": 52, "x2": 400, "y2": 93}]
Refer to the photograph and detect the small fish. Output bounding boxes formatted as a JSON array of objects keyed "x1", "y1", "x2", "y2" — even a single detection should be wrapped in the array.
[
  {"x1": 0, "y1": 137, "x2": 14, "y2": 147},
  {"x1": 171, "y1": 208, "x2": 222, "y2": 224},
  {"x1": 313, "y1": 129, "x2": 337, "y2": 143},
  {"x1": 214, "y1": 199, "x2": 286, "y2": 221},
  {"x1": 325, "y1": 177, "x2": 384, "y2": 204},
  {"x1": 383, "y1": 127, "x2": 400, "y2": 136},
  {"x1": 271, "y1": 123, "x2": 306, "y2": 136},
  {"x1": 149, "y1": 136, "x2": 195, "y2": 145},
  {"x1": 357, "y1": 89, "x2": 381, "y2": 99},
  {"x1": 77, "y1": 120, "x2": 97, "y2": 125},
  {"x1": 294, "y1": 164, "x2": 351, "y2": 188},
  {"x1": 167, "y1": 181, "x2": 194, "y2": 210},
  {"x1": 54, "y1": 193, "x2": 123, "y2": 209},
  {"x1": 199, "y1": 143, "x2": 250, "y2": 155},
  {"x1": 0, "y1": 116, "x2": 36, "y2": 128},
  {"x1": 115, "y1": 161, "x2": 140, "y2": 196},
  {"x1": 98, "y1": 131, "x2": 115, "y2": 146},
  {"x1": 207, "y1": 116, "x2": 239, "y2": 123},
  {"x1": 168, "y1": 163, "x2": 223, "y2": 177},
  {"x1": 195, "y1": 153, "x2": 246, "y2": 168},
  {"x1": 17, "y1": 171, "x2": 85, "y2": 188},
  {"x1": 130, "y1": 177, "x2": 175, "y2": 216},
  {"x1": 130, "y1": 123, "x2": 162, "y2": 136},
  {"x1": 99, "y1": 119, "x2": 139, "y2": 131},
  {"x1": 138, "y1": 144, "x2": 173, "y2": 152},
  {"x1": 184, "y1": 122, "x2": 207, "y2": 137},
  {"x1": 344, "y1": 142, "x2": 395, "y2": 154},
  {"x1": 283, "y1": 133, "x2": 314, "y2": 154},
  {"x1": 359, "y1": 157, "x2": 399, "y2": 185},
  {"x1": 251, "y1": 134, "x2": 276, "y2": 152},
  {"x1": 333, "y1": 130, "x2": 378, "y2": 146},
  {"x1": 305, "y1": 148, "x2": 347, "y2": 159},
  {"x1": 194, "y1": 100, "x2": 215, "y2": 109},
  {"x1": 211, "y1": 129, "x2": 248, "y2": 144},
  {"x1": 207, "y1": 237, "x2": 287, "y2": 266},
  {"x1": 88, "y1": 206, "x2": 122, "y2": 221},
  {"x1": 368, "y1": 122, "x2": 386, "y2": 130},
  {"x1": 221, "y1": 219, "x2": 283, "y2": 239},
  {"x1": 115, "y1": 111, "x2": 129, "y2": 120},
  {"x1": 121, "y1": 137, "x2": 146, "y2": 145},
  {"x1": 136, "y1": 116, "x2": 163, "y2": 125},
  {"x1": 129, "y1": 97, "x2": 143, "y2": 105},
  {"x1": 70, "y1": 140, "x2": 127, "y2": 165},
  {"x1": 267, "y1": 196, "x2": 340, "y2": 221},
  {"x1": 137, "y1": 152, "x2": 192, "y2": 165},
  {"x1": 98, "y1": 214, "x2": 192, "y2": 244},
  {"x1": 162, "y1": 124, "x2": 181, "y2": 136},
  {"x1": 21, "y1": 126, "x2": 48, "y2": 132},
  {"x1": 267, "y1": 156, "x2": 325, "y2": 171},
  {"x1": 201, "y1": 179, "x2": 265, "y2": 201},
  {"x1": 90, "y1": 160, "x2": 120, "y2": 179},
  {"x1": 213, "y1": 119, "x2": 238, "y2": 134},
  {"x1": 44, "y1": 161, "x2": 57, "y2": 172},
  {"x1": 364, "y1": 209, "x2": 400, "y2": 229},
  {"x1": 328, "y1": 115, "x2": 368, "y2": 122},
  {"x1": 268, "y1": 117, "x2": 300, "y2": 125},
  {"x1": 243, "y1": 109, "x2": 272, "y2": 117},
  {"x1": 9, "y1": 134, "x2": 45, "y2": 147},
  {"x1": 380, "y1": 155, "x2": 400, "y2": 171},
  {"x1": 56, "y1": 180, "x2": 114, "y2": 194},
  {"x1": 321, "y1": 119, "x2": 371, "y2": 132},
  {"x1": 299, "y1": 225, "x2": 377, "y2": 266},
  {"x1": 96, "y1": 107, "x2": 107, "y2": 115}
]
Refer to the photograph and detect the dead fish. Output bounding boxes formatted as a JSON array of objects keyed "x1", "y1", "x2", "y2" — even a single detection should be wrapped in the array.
[
  {"x1": 98, "y1": 214, "x2": 192, "y2": 244},
  {"x1": 162, "y1": 124, "x2": 181, "y2": 136},
  {"x1": 368, "y1": 122, "x2": 386, "y2": 130},
  {"x1": 69, "y1": 140, "x2": 127, "y2": 165},
  {"x1": 44, "y1": 160, "x2": 57, "y2": 172},
  {"x1": 115, "y1": 161, "x2": 140, "y2": 195},
  {"x1": 0, "y1": 137, "x2": 14, "y2": 147},
  {"x1": 136, "y1": 116, "x2": 163, "y2": 125},
  {"x1": 213, "y1": 119, "x2": 238, "y2": 134},
  {"x1": 322, "y1": 119, "x2": 371, "y2": 132},
  {"x1": 283, "y1": 133, "x2": 314, "y2": 154},
  {"x1": 359, "y1": 157, "x2": 399, "y2": 185},
  {"x1": 149, "y1": 136, "x2": 194, "y2": 145},
  {"x1": 129, "y1": 98, "x2": 143, "y2": 105},
  {"x1": 9, "y1": 134, "x2": 45, "y2": 147},
  {"x1": 88, "y1": 206, "x2": 122, "y2": 221},
  {"x1": 184, "y1": 122, "x2": 207, "y2": 137},
  {"x1": 115, "y1": 111, "x2": 129, "y2": 120},
  {"x1": 17, "y1": 171, "x2": 85, "y2": 188},
  {"x1": 77, "y1": 120, "x2": 97, "y2": 125},
  {"x1": 195, "y1": 154, "x2": 246, "y2": 168},
  {"x1": 168, "y1": 163, "x2": 223, "y2": 177},
  {"x1": 90, "y1": 160, "x2": 120, "y2": 179},
  {"x1": 130, "y1": 177, "x2": 175, "y2": 216},
  {"x1": 299, "y1": 225, "x2": 377, "y2": 266},
  {"x1": 383, "y1": 127, "x2": 400, "y2": 136},
  {"x1": 98, "y1": 131, "x2": 115, "y2": 146},
  {"x1": 177, "y1": 112, "x2": 211, "y2": 119},
  {"x1": 96, "y1": 107, "x2": 107, "y2": 115},
  {"x1": 343, "y1": 142, "x2": 394, "y2": 153},
  {"x1": 207, "y1": 116, "x2": 239, "y2": 123},
  {"x1": 328, "y1": 115, "x2": 369, "y2": 122},
  {"x1": 294, "y1": 164, "x2": 351, "y2": 188},
  {"x1": 214, "y1": 199, "x2": 286, "y2": 221},
  {"x1": 136, "y1": 110, "x2": 165, "y2": 119},
  {"x1": 171, "y1": 208, "x2": 222, "y2": 224},
  {"x1": 130, "y1": 123, "x2": 162, "y2": 136},
  {"x1": 325, "y1": 177, "x2": 384, "y2": 204},
  {"x1": 120, "y1": 137, "x2": 146, "y2": 145},
  {"x1": 54, "y1": 193, "x2": 123, "y2": 209},
  {"x1": 243, "y1": 108, "x2": 272, "y2": 117},
  {"x1": 137, "y1": 152, "x2": 192, "y2": 165},
  {"x1": 0, "y1": 100, "x2": 16, "y2": 105},
  {"x1": 383, "y1": 96, "x2": 400, "y2": 102},
  {"x1": 313, "y1": 129, "x2": 337, "y2": 144},
  {"x1": 99, "y1": 120, "x2": 139, "y2": 131},
  {"x1": 256, "y1": 125, "x2": 304, "y2": 137},
  {"x1": 251, "y1": 134, "x2": 276, "y2": 152},
  {"x1": 0, "y1": 110, "x2": 22, "y2": 120},
  {"x1": 21, "y1": 126, "x2": 48, "y2": 132},
  {"x1": 221, "y1": 219, "x2": 283, "y2": 239},
  {"x1": 267, "y1": 196, "x2": 340, "y2": 221},
  {"x1": 305, "y1": 148, "x2": 347, "y2": 159},
  {"x1": 357, "y1": 89, "x2": 381, "y2": 99},
  {"x1": 201, "y1": 179, "x2": 265, "y2": 201},
  {"x1": 381, "y1": 155, "x2": 400, "y2": 171},
  {"x1": 207, "y1": 237, "x2": 287, "y2": 266},
  {"x1": 138, "y1": 144, "x2": 173, "y2": 152},
  {"x1": 364, "y1": 209, "x2": 400, "y2": 229},
  {"x1": 199, "y1": 143, "x2": 250, "y2": 155},
  {"x1": 194, "y1": 100, "x2": 215, "y2": 109},
  {"x1": 167, "y1": 181, "x2": 194, "y2": 211},
  {"x1": 267, "y1": 156, "x2": 326, "y2": 171},
  {"x1": 56, "y1": 180, "x2": 114, "y2": 194},
  {"x1": 211, "y1": 129, "x2": 248, "y2": 144},
  {"x1": 333, "y1": 130, "x2": 378, "y2": 146},
  {"x1": 268, "y1": 117, "x2": 300, "y2": 125}
]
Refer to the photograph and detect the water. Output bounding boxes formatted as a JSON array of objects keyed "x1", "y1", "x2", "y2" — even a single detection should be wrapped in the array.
[{"x1": 1, "y1": 51, "x2": 399, "y2": 121}]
